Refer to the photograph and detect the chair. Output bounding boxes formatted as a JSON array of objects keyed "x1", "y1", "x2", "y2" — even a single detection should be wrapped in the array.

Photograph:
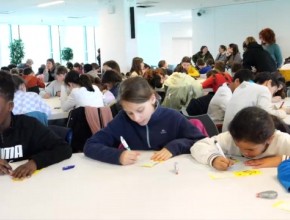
[
  {"x1": 25, "y1": 111, "x2": 48, "y2": 126},
  {"x1": 181, "y1": 108, "x2": 219, "y2": 137},
  {"x1": 67, "y1": 106, "x2": 113, "y2": 153},
  {"x1": 279, "y1": 69, "x2": 290, "y2": 82}
]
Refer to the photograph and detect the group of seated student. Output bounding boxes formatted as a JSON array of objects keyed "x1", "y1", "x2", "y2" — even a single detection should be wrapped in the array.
[
  {"x1": 0, "y1": 71, "x2": 72, "y2": 179},
  {"x1": 0, "y1": 72, "x2": 289, "y2": 192}
]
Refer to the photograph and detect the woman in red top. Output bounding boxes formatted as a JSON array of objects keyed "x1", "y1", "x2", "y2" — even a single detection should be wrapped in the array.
[{"x1": 202, "y1": 61, "x2": 232, "y2": 92}]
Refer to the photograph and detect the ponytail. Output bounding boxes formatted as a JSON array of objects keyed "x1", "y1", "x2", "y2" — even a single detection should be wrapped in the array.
[{"x1": 79, "y1": 74, "x2": 94, "y2": 92}]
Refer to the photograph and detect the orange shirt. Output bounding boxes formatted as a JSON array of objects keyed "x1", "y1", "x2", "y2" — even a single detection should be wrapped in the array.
[
  {"x1": 23, "y1": 75, "x2": 45, "y2": 89},
  {"x1": 202, "y1": 73, "x2": 232, "y2": 93}
]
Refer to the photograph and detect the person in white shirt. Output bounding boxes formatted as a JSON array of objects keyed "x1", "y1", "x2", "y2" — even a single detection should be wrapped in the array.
[
  {"x1": 40, "y1": 66, "x2": 67, "y2": 98},
  {"x1": 191, "y1": 106, "x2": 290, "y2": 171},
  {"x1": 222, "y1": 72, "x2": 286, "y2": 132},
  {"x1": 60, "y1": 70, "x2": 104, "y2": 112},
  {"x1": 207, "y1": 69, "x2": 254, "y2": 124}
]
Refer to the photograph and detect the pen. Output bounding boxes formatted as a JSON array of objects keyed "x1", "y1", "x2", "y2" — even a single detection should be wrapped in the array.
[
  {"x1": 120, "y1": 136, "x2": 131, "y2": 151},
  {"x1": 279, "y1": 101, "x2": 284, "y2": 109},
  {"x1": 214, "y1": 140, "x2": 226, "y2": 158},
  {"x1": 62, "y1": 165, "x2": 75, "y2": 170}
]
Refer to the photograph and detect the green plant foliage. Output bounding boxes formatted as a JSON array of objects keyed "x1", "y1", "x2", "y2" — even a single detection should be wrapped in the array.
[
  {"x1": 9, "y1": 39, "x2": 25, "y2": 65},
  {"x1": 61, "y1": 47, "x2": 74, "y2": 62}
]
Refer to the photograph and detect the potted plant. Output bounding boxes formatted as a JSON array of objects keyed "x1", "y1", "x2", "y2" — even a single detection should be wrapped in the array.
[
  {"x1": 9, "y1": 39, "x2": 25, "y2": 65},
  {"x1": 61, "y1": 47, "x2": 74, "y2": 62}
]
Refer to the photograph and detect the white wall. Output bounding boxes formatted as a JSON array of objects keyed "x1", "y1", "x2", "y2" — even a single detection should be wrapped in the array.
[
  {"x1": 137, "y1": 22, "x2": 161, "y2": 67},
  {"x1": 160, "y1": 22, "x2": 192, "y2": 66},
  {"x1": 191, "y1": 0, "x2": 290, "y2": 60}
]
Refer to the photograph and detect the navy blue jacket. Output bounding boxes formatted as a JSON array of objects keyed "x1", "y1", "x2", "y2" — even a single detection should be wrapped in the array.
[
  {"x1": 278, "y1": 159, "x2": 290, "y2": 192},
  {"x1": 84, "y1": 106, "x2": 205, "y2": 164}
]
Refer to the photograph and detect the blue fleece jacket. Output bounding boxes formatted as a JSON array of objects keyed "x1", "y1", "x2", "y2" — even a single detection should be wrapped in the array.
[
  {"x1": 278, "y1": 159, "x2": 290, "y2": 192},
  {"x1": 84, "y1": 106, "x2": 205, "y2": 164}
]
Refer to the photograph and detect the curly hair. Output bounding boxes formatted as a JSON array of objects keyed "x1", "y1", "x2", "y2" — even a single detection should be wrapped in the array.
[{"x1": 259, "y1": 28, "x2": 276, "y2": 44}]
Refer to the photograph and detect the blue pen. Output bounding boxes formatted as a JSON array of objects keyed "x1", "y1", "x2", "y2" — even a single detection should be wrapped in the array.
[{"x1": 62, "y1": 165, "x2": 75, "y2": 170}]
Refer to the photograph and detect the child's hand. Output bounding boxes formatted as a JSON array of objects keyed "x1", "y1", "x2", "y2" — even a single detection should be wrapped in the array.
[
  {"x1": 244, "y1": 156, "x2": 282, "y2": 168},
  {"x1": 11, "y1": 160, "x2": 37, "y2": 179},
  {"x1": 0, "y1": 159, "x2": 12, "y2": 175},
  {"x1": 119, "y1": 151, "x2": 140, "y2": 165},
  {"x1": 43, "y1": 93, "x2": 50, "y2": 99},
  {"x1": 151, "y1": 148, "x2": 173, "y2": 161},
  {"x1": 212, "y1": 156, "x2": 234, "y2": 171}
]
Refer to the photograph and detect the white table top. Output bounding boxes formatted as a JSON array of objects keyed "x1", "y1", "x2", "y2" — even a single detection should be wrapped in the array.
[
  {"x1": 43, "y1": 97, "x2": 69, "y2": 120},
  {"x1": 1, "y1": 152, "x2": 289, "y2": 220}
]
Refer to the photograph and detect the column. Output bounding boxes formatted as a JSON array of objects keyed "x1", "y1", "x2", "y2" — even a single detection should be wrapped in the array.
[{"x1": 98, "y1": 0, "x2": 137, "y2": 74}]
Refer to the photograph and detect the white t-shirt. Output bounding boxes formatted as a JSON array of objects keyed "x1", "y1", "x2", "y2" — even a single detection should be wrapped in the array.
[
  {"x1": 222, "y1": 81, "x2": 286, "y2": 132},
  {"x1": 60, "y1": 85, "x2": 104, "y2": 112},
  {"x1": 207, "y1": 83, "x2": 232, "y2": 123}
]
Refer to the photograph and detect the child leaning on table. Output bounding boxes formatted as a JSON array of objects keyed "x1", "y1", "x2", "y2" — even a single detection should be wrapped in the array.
[
  {"x1": 191, "y1": 106, "x2": 290, "y2": 171},
  {"x1": 0, "y1": 71, "x2": 72, "y2": 179},
  {"x1": 84, "y1": 77, "x2": 206, "y2": 165}
]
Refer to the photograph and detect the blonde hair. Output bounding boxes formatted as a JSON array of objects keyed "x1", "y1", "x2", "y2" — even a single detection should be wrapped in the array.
[{"x1": 244, "y1": 36, "x2": 257, "y2": 46}]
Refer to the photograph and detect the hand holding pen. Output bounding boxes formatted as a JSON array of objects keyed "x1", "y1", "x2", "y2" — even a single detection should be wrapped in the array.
[
  {"x1": 212, "y1": 140, "x2": 234, "y2": 171},
  {"x1": 119, "y1": 136, "x2": 140, "y2": 165}
]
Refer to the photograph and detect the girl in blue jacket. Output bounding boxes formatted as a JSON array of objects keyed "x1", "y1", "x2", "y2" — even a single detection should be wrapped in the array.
[{"x1": 84, "y1": 77, "x2": 205, "y2": 165}]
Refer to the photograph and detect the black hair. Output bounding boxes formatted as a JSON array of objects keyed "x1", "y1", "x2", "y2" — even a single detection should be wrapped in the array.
[
  {"x1": 0, "y1": 71, "x2": 15, "y2": 101},
  {"x1": 254, "y1": 71, "x2": 281, "y2": 88},
  {"x1": 229, "y1": 107, "x2": 275, "y2": 144},
  {"x1": 83, "y1": 64, "x2": 93, "y2": 73},
  {"x1": 102, "y1": 70, "x2": 122, "y2": 84},
  {"x1": 1, "y1": 66, "x2": 10, "y2": 72},
  {"x1": 181, "y1": 56, "x2": 191, "y2": 63},
  {"x1": 103, "y1": 60, "x2": 121, "y2": 73},
  {"x1": 64, "y1": 70, "x2": 94, "y2": 92},
  {"x1": 73, "y1": 62, "x2": 81, "y2": 68},
  {"x1": 11, "y1": 74, "x2": 25, "y2": 92},
  {"x1": 47, "y1": 58, "x2": 55, "y2": 66},
  {"x1": 158, "y1": 60, "x2": 166, "y2": 68},
  {"x1": 233, "y1": 69, "x2": 254, "y2": 83},
  {"x1": 196, "y1": 58, "x2": 205, "y2": 66},
  {"x1": 220, "y1": 45, "x2": 226, "y2": 51},
  {"x1": 118, "y1": 77, "x2": 154, "y2": 103},
  {"x1": 56, "y1": 66, "x2": 68, "y2": 75},
  {"x1": 284, "y1": 57, "x2": 290, "y2": 65},
  {"x1": 66, "y1": 62, "x2": 73, "y2": 70},
  {"x1": 271, "y1": 115, "x2": 290, "y2": 134},
  {"x1": 23, "y1": 67, "x2": 33, "y2": 75},
  {"x1": 231, "y1": 62, "x2": 243, "y2": 73},
  {"x1": 206, "y1": 58, "x2": 214, "y2": 67},
  {"x1": 8, "y1": 64, "x2": 17, "y2": 70}
]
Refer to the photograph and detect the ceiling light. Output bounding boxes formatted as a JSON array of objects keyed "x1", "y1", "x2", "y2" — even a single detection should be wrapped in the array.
[
  {"x1": 37, "y1": 1, "x2": 65, "y2": 8},
  {"x1": 146, "y1": 11, "x2": 170, "y2": 17}
]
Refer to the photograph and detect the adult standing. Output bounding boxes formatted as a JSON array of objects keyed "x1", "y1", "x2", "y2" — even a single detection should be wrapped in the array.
[{"x1": 259, "y1": 28, "x2": 283, "y2": 68}]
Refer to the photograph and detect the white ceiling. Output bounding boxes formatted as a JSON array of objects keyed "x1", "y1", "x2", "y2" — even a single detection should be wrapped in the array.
[{"x1": 0, "y1": 0, "x2": 271, "y2": 25}]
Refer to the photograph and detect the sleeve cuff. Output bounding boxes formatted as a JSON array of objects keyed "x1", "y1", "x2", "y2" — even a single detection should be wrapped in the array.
[
  {"x1": 208, "y1": 153, "x2": 220, "y2": 167},
  {"x1": 282, "y1": 155, "x2": 290, "y2": 161}
]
